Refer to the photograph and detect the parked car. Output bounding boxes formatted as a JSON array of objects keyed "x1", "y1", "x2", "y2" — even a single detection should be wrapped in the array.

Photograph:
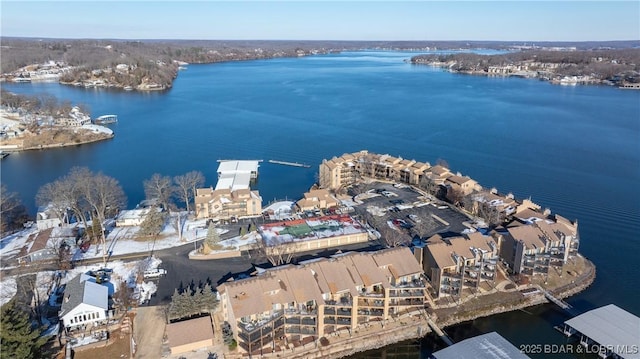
[{"x1": 143, "y1": 268, "x2": 167, "y2": 279}]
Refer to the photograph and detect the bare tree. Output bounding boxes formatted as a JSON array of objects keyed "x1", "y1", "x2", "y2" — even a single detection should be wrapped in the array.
[
  {"x1": 379, "y1": 223, "x2": 411, "y2": 248},
  {"x1": 252, "y1": 237, "x2": 297, "y2": 266},
  {"x1": 1, "y1": 185, "x2": 28, "y2": 233},
  {"x1": 173, "y1": 171, "x2": 204, "y2": 213},
  {"x1": 81, "y1": 171, "x2": 126, "y2": 266},
  {"x1": 446, "y1": 187, "x2": 464, "y2": 206},
  {"x1": 37, "y1": 170, "x2": 93, "y2": 246},
  {"x1": 144, "y1": 173, "x2": 174, "y2": 211}
]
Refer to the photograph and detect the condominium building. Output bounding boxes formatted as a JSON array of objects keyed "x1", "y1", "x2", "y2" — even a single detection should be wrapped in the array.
[
  {"x1": 319, "y1": 150, "x2": 432, "y2": 190},
  {"x1": 496, "y1": 215, "x2": 579, "y2": 276},
  {"x1": 194, "y1": 188, "x2": 262, "y2": 220},
  {"x1": 295, "y1": 189, "x2": 339, "y2": 212},
  {"x1": 217, "y1": 247, "x2": 426, "y2": 355},
  {"x1": 419, "y1": 232, "x2": 499, "y2": 298}
]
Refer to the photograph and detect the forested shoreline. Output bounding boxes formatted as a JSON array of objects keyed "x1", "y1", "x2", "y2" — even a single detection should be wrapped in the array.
[{"x1": 2, "y1": 38, "x2": 638, "y2": 90}]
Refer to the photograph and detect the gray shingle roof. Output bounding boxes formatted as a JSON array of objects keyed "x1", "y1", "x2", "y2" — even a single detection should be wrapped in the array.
[{"x1": 59, "y1": 275, "x2": 108, "y2": 317}]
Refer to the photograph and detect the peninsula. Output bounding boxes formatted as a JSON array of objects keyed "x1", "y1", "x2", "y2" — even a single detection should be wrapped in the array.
[
  {"x1": 0, "y1": 91, "x2": 113, "y2": 152},
  {"x1": 0, "y1": 151, "x2": 597, "y2": 359}
]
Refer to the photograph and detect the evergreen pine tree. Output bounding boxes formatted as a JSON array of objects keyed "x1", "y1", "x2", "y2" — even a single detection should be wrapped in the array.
[
  {"x1": 0, "y1": 300, "x2": 48, "y2": 359},
  {"x1": 204, "y1": 221, "x2": 220, "y2": 248}
]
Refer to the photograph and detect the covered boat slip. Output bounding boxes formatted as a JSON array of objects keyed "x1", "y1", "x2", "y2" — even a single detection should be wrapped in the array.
[
  {"x1": 564, "y1": 304, "x2": 640, "y2": 359},
  {"x1": 431, "y1": 332, "x2": 530, "y2": 359}
]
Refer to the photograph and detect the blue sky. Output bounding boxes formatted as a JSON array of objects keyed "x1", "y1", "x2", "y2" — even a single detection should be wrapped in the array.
[{"x1": 1, "y1": 1, "x2": 638, "y2": 41}]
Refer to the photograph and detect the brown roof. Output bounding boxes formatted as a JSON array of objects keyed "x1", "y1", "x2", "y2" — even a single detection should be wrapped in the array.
[
  {"x1": 507, "y1": 225, "x2": 546, "y2": 250},
  {"x1": 429, "y1": 165, "x2": 450, "y2": 176},
  {"x1": 425, "y1": 233, "x2": 496, "y2": 269},
  {"x1": 372, "y1": 247, "x2": 422, "y2": 279},
  {"x1": 27, "y1": 228, "x2": 54, "y2": 254},
  {"x1": 446, "y1": 175, "x2": 475, "y2": 186},
  {"x1": 166, "y1": 316, "x2": 214, "y2": 348}
]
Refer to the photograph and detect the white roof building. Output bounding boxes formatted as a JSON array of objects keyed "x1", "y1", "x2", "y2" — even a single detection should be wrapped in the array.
[
  {"x1": 215, "y1": 160, "x2": 259, "y2": 191},
  {"x1": 564, "y1": 304, "x2": 640, "y2": 359},
  {"x1": 59, "y1": 275, "x2": 109, "y2": 330}
]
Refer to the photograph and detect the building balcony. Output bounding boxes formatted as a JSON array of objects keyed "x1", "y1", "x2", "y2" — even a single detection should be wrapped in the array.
[
  {"x1": 392, "y1": 278, "x2": 427, "y2": 288},
  {"x1": 325, "y1": 298, "x2": 353, "y2": 307},
  {"x1": 285, "y1": 326, "x2": 317, "y2": 335},
  {"x1": 358, "y1": 298, "x2": 385, "y2": 308},
  {"x1": 357, "y1": 308, "x2": 384, "y2": 317},
  {"x1": 238, "y1": 310, "x2": 284, "y2": 338},
  {"x1": 285, "y1": 317, "x2": 316, "y2": 326},
  {"x1": 324, "y1": 317, "x2": 352, "y2": 326},
  {"x1": 390, "y1": 298, "x2": 423, "y2": 307},
  {"x1": 389, "y1": 289, "x2": 424, "y2": 298},
  {"x1": 442, "y1": 272, "x2": 463, "y2": 280}
]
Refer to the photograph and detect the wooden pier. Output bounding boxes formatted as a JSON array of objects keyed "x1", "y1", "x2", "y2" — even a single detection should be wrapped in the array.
[{"x1": 268, "y1": 159, "x2": 311, "y2": 168}]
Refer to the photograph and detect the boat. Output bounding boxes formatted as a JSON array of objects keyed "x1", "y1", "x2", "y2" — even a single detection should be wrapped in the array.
[
  {"x1": 268, "y1": 159, "x2": 311, "y2": 168},
  {"x1": 94, "y1": 115, "x2": 118, "y2": 124},
  {"x1": 619, "y1": 82, "x2": 640, "y2": 90},
  {"x1": 0, "y1": 151, "x2": 9, "y2": 159}
]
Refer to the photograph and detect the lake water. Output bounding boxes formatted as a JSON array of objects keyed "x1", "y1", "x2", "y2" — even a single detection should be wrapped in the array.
[{"x1": 2, "y1": 51, "x2": 639, "y2": 358}]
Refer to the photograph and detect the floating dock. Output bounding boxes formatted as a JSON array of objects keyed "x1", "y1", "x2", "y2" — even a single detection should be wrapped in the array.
[{"x1": 268, "y1": 159, "x2": 311, "y2": 168}]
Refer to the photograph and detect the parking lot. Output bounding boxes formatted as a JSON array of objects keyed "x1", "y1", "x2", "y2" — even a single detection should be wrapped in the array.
[{"x1": 350, "y1": 181, "x2": 471, "y2": 241}]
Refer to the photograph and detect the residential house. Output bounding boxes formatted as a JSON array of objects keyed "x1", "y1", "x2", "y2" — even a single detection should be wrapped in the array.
[
  {"x1": 217, "y1": 247, "x2": 426, "y2": 355},
  {"x1": 17, "y1": 228, "x2": 56, "y2": 264},
  {"x1": 116, "y1": 207, "x2": 160, "y2": 227},
  {"x1": 59, "y1": 274, "x2": 109, "y2": 331}
]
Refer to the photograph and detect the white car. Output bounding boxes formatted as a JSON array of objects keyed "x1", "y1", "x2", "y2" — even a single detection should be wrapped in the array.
[{"x1": 143, "y1": 268, "x2": 167, "y2": 279}]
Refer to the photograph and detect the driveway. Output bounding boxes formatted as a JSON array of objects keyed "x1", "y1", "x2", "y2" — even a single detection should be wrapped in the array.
[{"x1": 133, "y1": 306, "x2": 166, "y2": 358}]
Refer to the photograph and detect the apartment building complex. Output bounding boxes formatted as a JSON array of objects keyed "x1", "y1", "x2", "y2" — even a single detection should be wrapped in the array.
[
  {"x1": 496, "y1": 215, "x2": 580, "y2": 276},
  {"x1": 195, "y1": 160, "x2": 263, "y2": 220},
  {"x1": 194, "y1": 188, "x2": 262, "y2": 220},
  {"x1": 418, "y1": 232, "x2": 499, "y2": 298},
  {"x1": 217, "y1": 247, "x2": 426, "y2": 354},
  {"x1": 318, "y1": 151, "x2": 480, "y2": 195}
]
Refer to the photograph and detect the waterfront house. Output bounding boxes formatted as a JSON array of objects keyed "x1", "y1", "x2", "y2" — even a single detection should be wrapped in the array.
[
  {"x1": 17, "y1": 228, "x2": 56, "y2": 264},
  {"x1": 56, "y1": 106, "x2": 91, "y2": 127},
  {"x1": 115, "y1": 207, "x2": 161, "y2": 227},
  {"x1": 59, "y1": 274, "x2": 109, "y2": 332},
  {"x1": 217, "y1": 247, "x2": 426, "y2": 355},
  {"x1": 419, "y1": 232, "x2": 498, "y2": 298}
]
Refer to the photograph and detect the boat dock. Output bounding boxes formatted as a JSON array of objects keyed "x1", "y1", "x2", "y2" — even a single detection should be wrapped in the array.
[
  {"x1": 427, "y1": 317, "x2": 454, "y2": 346},
  {"x1": 94, "y1": 114, "x2": 118, "y2": 124},
  {"x1": 543, "y1": 289, "x2": 578, "y2": 316},
  {"x1": 268, "y1": 159, "x2": 311, "y2": 168}
]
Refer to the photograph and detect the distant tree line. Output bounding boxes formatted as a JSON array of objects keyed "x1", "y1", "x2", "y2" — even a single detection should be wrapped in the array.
[
  {"x1": 1, "y1": 89, "x2": 90, "y2": 118},
  {"x1": 3, "y1": 38, "x2": 638, "y2": 74}
]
